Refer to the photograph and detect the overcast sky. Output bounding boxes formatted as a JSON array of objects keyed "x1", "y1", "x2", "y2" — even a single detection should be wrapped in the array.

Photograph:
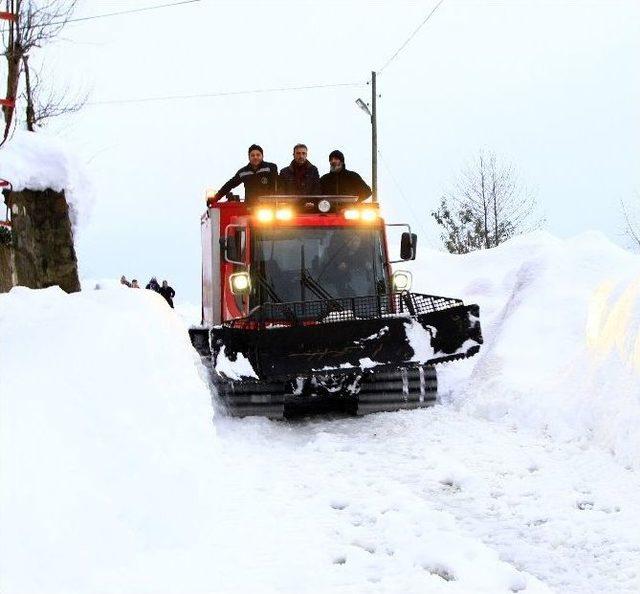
[{"x1": 39, "y1": 0, "x2": 640, "y2": 302}]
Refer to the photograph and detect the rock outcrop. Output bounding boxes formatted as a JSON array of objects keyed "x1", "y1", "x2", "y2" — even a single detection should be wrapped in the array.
[{"x1": 1, "y1": 189, "x2": 80, "y2": 293}]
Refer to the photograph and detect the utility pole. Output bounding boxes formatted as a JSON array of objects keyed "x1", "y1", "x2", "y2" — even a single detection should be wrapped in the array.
[
  {"x1": 356, "y1": 72, "x2": 379, "y2": 202},
  {"x1": 371, "y1": 71, "x2": 378, "y2": 203}
]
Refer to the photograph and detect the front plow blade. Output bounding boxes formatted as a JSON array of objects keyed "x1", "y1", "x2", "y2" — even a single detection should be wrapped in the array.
[{"x1": 210, "y1": 297, "x2": 482, "y2": 381}]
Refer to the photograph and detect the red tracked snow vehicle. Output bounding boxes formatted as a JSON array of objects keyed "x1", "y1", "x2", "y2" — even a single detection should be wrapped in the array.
[{"x1": 189, "y1": 195, "x2": 482, "y2": 418}]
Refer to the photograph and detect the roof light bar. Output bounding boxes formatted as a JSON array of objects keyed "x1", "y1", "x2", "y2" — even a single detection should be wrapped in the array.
[
  {"x1": 343, "y1": 207, "x2": 378, "y2": 222},
  {"x1": 344, "y1": 209, "x2": 360, "y2": 220},
  {"x1": 275, "y1": 207, "x2": 294, "y2": 221},
  {"x1": 256, "y1": 207, "x2": 274, "y2": 223},
  {"x1": 360, "y1": 208, "x2": 378, "y2": 222},
  {"x1": 255, "y1": 207, "x2": 295, "y2": 223}
]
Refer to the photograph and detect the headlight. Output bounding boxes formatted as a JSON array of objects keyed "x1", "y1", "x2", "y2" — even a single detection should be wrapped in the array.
[
  {"x1": 229, "y1": 272, "x2": 251, "y2": 294},
  {"x1": 255, "y1": 208, "x2": 274, "y2": 223},
  {"x1": 392, "y1": 270, "x2": 412, "y2": 292},
  {"x1": 317, "y1": 199, "x2": 331, "y2": 213},
  {"x1": 275, "y1": 207, "x2": 294, "y2": 221}
]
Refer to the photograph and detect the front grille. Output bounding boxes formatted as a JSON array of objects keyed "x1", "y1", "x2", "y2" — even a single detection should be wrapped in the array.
[{"x1": 226, "y1": 292, "x2": 462, "y2": 329}]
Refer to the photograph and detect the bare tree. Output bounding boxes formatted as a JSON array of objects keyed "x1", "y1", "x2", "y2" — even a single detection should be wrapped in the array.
[
  {"x1": 1, "y1": 0, "x2": 78, "y2": 140},
  {"x1": 432, "y1": 150, "x2": 544, "y2": 254},
  {"x1": 22, "y1": 55, "x2": 87, "y2": 129},
  {"x1": 621, "y1": 193, "x2": 640, "y2": 250}
]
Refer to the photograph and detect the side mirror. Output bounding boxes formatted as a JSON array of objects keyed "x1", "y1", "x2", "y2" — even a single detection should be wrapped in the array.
[
  {"x1": 225, "y1": 235, "x2": 239, "y2": 262},
  {"x1": 221, "y1": 226, "x2": 245, "y2": 265},
  {"x1": 400, "y1": 232, "x2": 417, "y2": 261}
]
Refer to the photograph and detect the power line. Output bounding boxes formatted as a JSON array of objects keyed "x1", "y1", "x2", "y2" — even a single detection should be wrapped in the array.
[
  {"x1": 379, "y1": 0, "x2": 445, "y2": 74},
  {"x1": 64, "y1": 0, "x2": 202, "y2": 25},
  {"x1": 86, "y1": 81, "x2": 364, "y2": 107},
  {"x1": 0, "y1": 0, "x2": 201, "y2": 33}
]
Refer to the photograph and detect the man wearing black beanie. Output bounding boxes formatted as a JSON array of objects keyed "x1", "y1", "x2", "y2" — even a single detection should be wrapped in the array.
[
  {"x1": 208, "y1": 144, "x2": 278, "y2": 206},
  {"x1": 320, "y1": 150, "x2": 372, "y2": 202}
]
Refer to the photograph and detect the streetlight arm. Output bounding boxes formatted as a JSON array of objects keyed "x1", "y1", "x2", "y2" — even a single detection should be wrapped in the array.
[{"x1": 356, "y1": 98, "x2": 372, "y2": 117}]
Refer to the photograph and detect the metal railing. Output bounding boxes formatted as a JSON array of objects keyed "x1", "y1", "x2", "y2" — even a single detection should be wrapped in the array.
[{"x1": 226, "y1": 292, "x2": 462, "y2": 329}]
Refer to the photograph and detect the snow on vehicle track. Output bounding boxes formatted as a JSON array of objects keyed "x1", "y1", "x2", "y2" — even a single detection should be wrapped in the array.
[{"x1": 1, "y1": 231, "x2": 639, "y2": 593}]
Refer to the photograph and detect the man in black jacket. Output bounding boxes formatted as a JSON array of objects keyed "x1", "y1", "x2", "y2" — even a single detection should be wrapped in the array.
[
  {"x1": 146, "y1": 277, "x2": 160, "y2": 292},
  {"x1": 320, "y1": 150, "x2": 372, "y2": 202},
  {"x1": 159, "y1": 280, "x2": 175, "y2": 308},
  {"x1": 278, "y1": 143, "x2": 321, "y2": 195},
  {"x1": 208, "y1": 144, "x2": 278, "y2": 206}
]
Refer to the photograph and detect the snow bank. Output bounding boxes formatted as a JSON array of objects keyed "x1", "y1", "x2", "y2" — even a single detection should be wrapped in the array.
[
  {"x1": 0, "y1": 130, "x2": 93, "y2": 229},
  {"x1": 0, "y1": 287, "x2": 216, "y2": 593},
  {"x1": 409, "y1": 231, "x2": 640, "y2": 468}
]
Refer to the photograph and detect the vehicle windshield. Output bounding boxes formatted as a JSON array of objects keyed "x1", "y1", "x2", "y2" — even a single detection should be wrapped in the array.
[{"x1": 251, "y1": 227, "x2": 387, "y2": 305}]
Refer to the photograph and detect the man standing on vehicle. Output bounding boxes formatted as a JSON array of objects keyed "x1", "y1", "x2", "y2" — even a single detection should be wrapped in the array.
[
  {"x1": 207, "y1": 144, "x2": 278, "y2": 206},
  {"x1": 278, "y1": 143, "x2": 321, "y2": 195},
  {"x1": 320, "y1": 150, "x2": 372, "y2": 201}
]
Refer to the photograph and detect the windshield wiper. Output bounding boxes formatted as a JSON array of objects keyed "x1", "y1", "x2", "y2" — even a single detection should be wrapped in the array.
[
  {"x1": 253, "y1": 268, "x2": 283, "y2": 303},
  {"x1": 300, "y1": 269, "x2": 335, "y2": 301},
  {"x1": 299, "y1": 243, "x2": 336, "y2": 302}
]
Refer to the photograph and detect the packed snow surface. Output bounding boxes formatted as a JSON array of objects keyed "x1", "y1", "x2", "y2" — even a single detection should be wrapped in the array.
[
  {"x1": 1, "y1": 231, "x2": 640, "y2": 593},
  {"x1": 0, "y1": 130, "x2": 93, "y2": 228}
]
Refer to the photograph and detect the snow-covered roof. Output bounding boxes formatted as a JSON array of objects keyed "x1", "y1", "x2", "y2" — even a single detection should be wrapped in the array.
[{"x1": 0, "y1": 130, "x2": 93, "y2": 229}]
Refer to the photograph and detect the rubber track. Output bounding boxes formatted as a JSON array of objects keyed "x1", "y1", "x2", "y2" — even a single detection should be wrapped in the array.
[{"x1": 211, "y1": 365, "x2": 437, "y2": 418}]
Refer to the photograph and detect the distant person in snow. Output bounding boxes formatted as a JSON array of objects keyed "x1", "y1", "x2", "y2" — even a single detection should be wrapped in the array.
[
  {"x1": 207, "y1": 144, "x2": 278, "y2": 206},
  {"x1": 278, "y1": 143, "x2": 321, "y2": 196},
  {"x1": 160, "y1": 280, "x2": 175, "y2": 308},
  {"x1": 120, "y1": 275, "x2": 132, "y2": 288},
  {"x1": 146, "y1": 277, "x2": 160, "y2": 292},
  {"x1": 131, "y1": 279, "x2": 140, "y2": 289},
  {"x1": 320, "y1": 150, "x2": 371, "y2": 202}
]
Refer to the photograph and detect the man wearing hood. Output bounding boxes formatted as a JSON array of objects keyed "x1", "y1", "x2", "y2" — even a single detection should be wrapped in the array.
[
  {"x1": 320, "y1": 150, "x2": 372, "y2": 202},
  {"x1": 207, "y1": 144, "x2": 278, "y2": 206},
  {"x1": 146, "y1": 277, "x2": 160, "y2": 292},
  {"x1": 278, "y1": 143, "x2": 321, "y2": 195}
]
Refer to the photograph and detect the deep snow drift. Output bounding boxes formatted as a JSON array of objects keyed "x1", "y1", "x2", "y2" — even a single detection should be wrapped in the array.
[
  {"x1": 0, "y1": 288, "x2": 217, "y2": 593},
  {"x1": 1, "y1": 231, "x2": 639, "y2": 593},
  {"x1": 408, "y1": 230, "x2": 640, "y2": 469}
]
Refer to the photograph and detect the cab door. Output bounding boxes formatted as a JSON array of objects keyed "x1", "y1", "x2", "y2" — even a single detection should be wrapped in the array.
[{"x1": 221, "y1": 223, "x2": 250, "y2": 321}]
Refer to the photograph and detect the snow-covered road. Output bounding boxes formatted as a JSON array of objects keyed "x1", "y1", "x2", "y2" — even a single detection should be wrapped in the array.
[{"x1": 209, "y1": 407, "x2": 640, "y2": 593}]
